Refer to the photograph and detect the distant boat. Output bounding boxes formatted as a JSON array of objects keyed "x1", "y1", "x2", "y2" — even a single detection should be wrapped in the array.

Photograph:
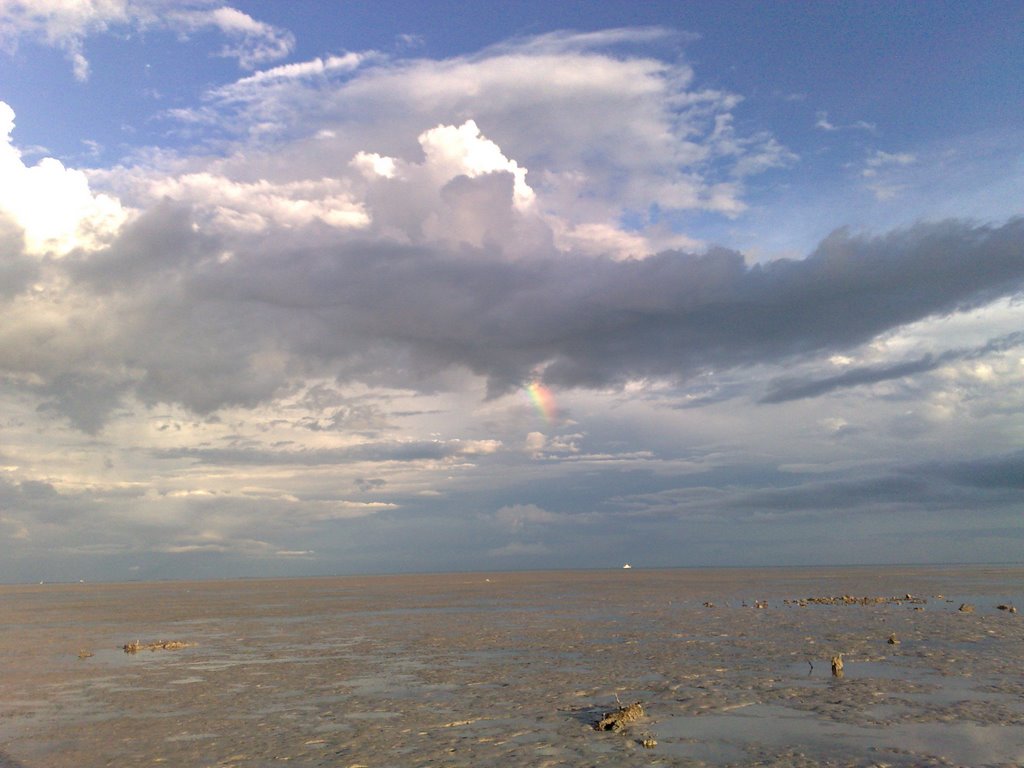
[{"x1": 622, "y1": 563, "x2": 632, "y2": 569}]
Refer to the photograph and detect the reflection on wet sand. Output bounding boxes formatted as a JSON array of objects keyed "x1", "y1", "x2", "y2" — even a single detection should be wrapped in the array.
[{"x1": 0, "y1": 565, "x2": 1021, "y2": 767}]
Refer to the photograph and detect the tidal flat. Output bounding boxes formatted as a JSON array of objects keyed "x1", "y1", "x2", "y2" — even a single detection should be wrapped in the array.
[{"x1": 1, "y1": 565, "x2": 1021, "y2": 767}]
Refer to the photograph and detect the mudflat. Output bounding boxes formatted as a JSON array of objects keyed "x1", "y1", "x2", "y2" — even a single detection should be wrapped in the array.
[{"x1": 1, "y1": 565, "x2": 1021, "y2": 767}]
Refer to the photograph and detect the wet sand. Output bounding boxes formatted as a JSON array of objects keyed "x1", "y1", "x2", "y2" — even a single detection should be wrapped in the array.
[{"x1": 1, "y1": 565, "x2": 1021, "y2": 767}]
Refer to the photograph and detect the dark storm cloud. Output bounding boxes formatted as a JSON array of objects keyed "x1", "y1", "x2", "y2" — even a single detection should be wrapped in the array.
[
  {"x1": 30, "y1": 214, "x2": 1024, "y2": 425},
  {"x1": 761, "y1": 331, "x2": 1024, "y2": 403},
  {"x1": 156, "y1": 440, "x2": 466, "y2": 466},
  {"x1": 618, "y1": 451, "x2": 1024, "y2": 523},
  {"x1": 761, "y1": 356, "x2": 943, "y2": 404},
  {"x1": 926, "y1": 453, "x2": 1024, "y2": 490},
  {"x1": 232, "y1": 216, "x2": 1023, "y2": 389}
]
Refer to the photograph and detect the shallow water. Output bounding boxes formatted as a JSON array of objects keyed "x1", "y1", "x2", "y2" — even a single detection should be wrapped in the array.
[{"x1": 0, "y1": 565, "x2": 1021, "y2": 767}]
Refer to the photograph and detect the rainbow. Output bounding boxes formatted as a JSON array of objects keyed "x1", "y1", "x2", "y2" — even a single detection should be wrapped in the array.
[{"x1": 526, "y1": 381, "x2": 557, "y2": 424}]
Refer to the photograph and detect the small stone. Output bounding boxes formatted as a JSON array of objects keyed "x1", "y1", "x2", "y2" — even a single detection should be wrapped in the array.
[
  {"x1": 887, "y1": 633, "x2": 899, "y2": 645},
  {"x1": 959, "y1": 603, "x2": 974, "y2": 613}
]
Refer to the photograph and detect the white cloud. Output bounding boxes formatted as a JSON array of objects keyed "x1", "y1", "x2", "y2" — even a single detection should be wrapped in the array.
[
  {"x1": 863, "y1": 149, "x2": 916, "y2": 175},
  {"x1": 418, "y1": 120, "x2": 535, "y2": 211},
  {"x1": 862, "y1": 149, "x2": 917, "y2": 200},
  {"x1": 168, "y1": 6, "x2": 295, "y2": 69},
  {"x1": 0, "y1": 1, "x2": 293, "y2": 79},
  {"x1": 0, "y1": 100, "x2": 128, "y2": 253},
  {"x1": 351, "y1": 151, "x2": 397, "y2": 179},
  {"x1": 146, "y1": 172, "x2": 370, "y2": 231},
  {"x1": 227, "y1": 52, "x2": 367, "y2": 89},
  {"x1": 815, "y1": 111, "x2": 877, "y2": 134},
  {"x1": 182, "y1": 30, "x2": 790, "y2": 240},
  {"x1": 815, "y1": 111, "x2": 837, "y2": 131}
]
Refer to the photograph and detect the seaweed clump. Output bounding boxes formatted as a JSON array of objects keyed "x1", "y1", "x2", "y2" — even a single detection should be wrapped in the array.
[
  {"x1": 123, "y1": 640, "x2": 193, "y2": 653},
  {"x1": 595, "y1": 701, "x2": 645, "y2": 732}
]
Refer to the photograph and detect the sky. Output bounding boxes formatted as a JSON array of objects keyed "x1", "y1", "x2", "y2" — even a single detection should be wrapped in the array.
[{"x1": 0, "y1": 1, "x2": 1022, "y2": 582}]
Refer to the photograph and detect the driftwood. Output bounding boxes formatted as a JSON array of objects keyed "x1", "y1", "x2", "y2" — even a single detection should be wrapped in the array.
[{"x1": 595, "y1": 701, "x2": 644, "y2": 732}]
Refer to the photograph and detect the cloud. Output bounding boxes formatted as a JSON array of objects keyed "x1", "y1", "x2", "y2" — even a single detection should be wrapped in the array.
[
  {"x1": 493, "y1": 503, "x2": 561, "y2": 530},
  {"x1": 0, "y1": 211, "x2": 36, "y2": 297},
  {"x1": 815, "y1": 111, "x2": 837, "y2": 131},
  {"x1": 169, "y1": 5, "x2": 294, "y2": 69},
  {"x1": 616, "y1": 451, "x2": 1024, "y2": 524},
  {"x1": 156, "y1": 439, "x2": 499, "y2": 466},
  {"x1": 223, "y1": 51, "x2": 369, "y2": 89},
  {"x1": 0, "y1": 1, "x2": 292, "y2": 80},
  {"x1": 761, "y1": 331, "x2": 1024, "y2": 404},
  {"x1": 146, "y1": 172, "x2": 370, "y2": 232},
  {"x1": 10, "y1": 189, "x2": 1024, "y2": 429},
  {"x1": 0, "y1": 101, "x2": 128, "y2": 254},
  {"x1": 762, "y1": 356, "x2": 942, "y2": 404},
  {"x1": 815, "y1": 111, "x2": 876, "y2": 134},
  {"x1": 862, "y1": 149, "x2": 917, "y2": 200},
  {"x1": 1, "y1": 33, "x2": 1022, "y2": 439},
  {"x1": 179, "y1": 28, "x2": 786, "y2": 230}
]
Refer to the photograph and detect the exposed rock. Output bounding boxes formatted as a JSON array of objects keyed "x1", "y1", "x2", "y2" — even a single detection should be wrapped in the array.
[
  {"x1": 831, "y1": 654, "x2": 844, "y2": 678},
  {"x1": 959, "y1": 603, "x2": 975, "y2": 613},
  {"x1": 595, "y1": 701, "x2": 644, "y2": 732}
]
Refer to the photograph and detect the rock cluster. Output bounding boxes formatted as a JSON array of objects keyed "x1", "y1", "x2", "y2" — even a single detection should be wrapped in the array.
[{"x1": 785, "y1": 594, "x2": 927, "y2": 607}]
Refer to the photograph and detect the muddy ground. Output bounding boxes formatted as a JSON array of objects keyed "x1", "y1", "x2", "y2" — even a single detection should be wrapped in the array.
[{"x1": 1, "y1": 566, "x2": 1021, "y2": 767}]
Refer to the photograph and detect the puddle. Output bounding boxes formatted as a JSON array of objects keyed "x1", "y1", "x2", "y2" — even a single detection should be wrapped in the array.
[
  {"x1": 344, "y1": 711, "x2": 399, "y2": 721},
  {"x1": 789, "y1": 659, "x2": 911, "y2": 680},
  {"x1": 652, "y1": 703, "x2": 1024, "y2": 765}
]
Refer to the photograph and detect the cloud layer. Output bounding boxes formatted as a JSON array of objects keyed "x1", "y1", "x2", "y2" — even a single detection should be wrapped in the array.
[{"x1": 0, "y1": 22, "x2": 1022, "y2": 579}]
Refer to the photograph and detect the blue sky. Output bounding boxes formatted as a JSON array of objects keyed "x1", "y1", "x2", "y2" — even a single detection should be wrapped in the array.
[{"x1": 0, "y1": 1, "x2": 1021, "y2": 582}]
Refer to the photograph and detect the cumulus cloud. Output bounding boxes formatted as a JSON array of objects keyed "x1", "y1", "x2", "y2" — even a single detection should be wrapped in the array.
[
  {"x1": 146, "y1": 172, "x2": 370, "y2": 232},
  {"x1": 176, "y1": 29, "x2": 790, "y2": 235},
  {"x1": 0, "y1": 101, "x2": 128, "y2": 254}
]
